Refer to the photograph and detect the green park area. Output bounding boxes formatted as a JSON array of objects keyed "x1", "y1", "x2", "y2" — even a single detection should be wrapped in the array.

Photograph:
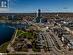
[
  {"x1": 0, "y1": 30, "x2": 41, "y2": 53},
  {"x1": 17, "y1": 30, "x2": 34, "y2": 39},
  {"x1": 12, "y1": 30, "x2": 41, "y2": 52}
]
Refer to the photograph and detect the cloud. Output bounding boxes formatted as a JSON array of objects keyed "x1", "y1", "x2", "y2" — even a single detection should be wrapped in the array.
[
  {"x1": 0, "y1": 8, "x2": 10, "y2": 13},
  {"x1": 63, "y1": 7, "x2": 68, "y2": 9}
]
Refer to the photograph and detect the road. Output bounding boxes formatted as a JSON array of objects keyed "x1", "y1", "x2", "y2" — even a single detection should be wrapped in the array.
[
  {"x1": 7, "y1": 29, "x2": 18, "y2": 53},
  {"x1": 30, "y1": 22, "x2": 66, "y2": 55},
  {"x1": 46, "y1": 32, "x2": 62, "y2": 55},
  {"x1": 49, "y1": 29, "x2": 63, "y2": 48},
  {"x1": 7, "y1": 21, "x2": 66, "y2": 55},
  {"x1": 40, "y1": 26, "x2": 64, "y2": 55},
  {"x1": 33, "y1": 22, "x2": 64, "y2": 55}
]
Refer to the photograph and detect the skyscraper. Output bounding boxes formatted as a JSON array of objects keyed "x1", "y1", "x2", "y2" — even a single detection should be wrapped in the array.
[
  {"x1": 35, "y1": 9, "x2": 47, "y2": 23},
  {"x1": 0, "y1": 0, "x2": 9, "y2": 8},
  {"x1": 35, "y1": 9, "x2": 42, "y2": 23},
  {"x1": 38, "y1": 9, "x2": 41, "y2": 17}
]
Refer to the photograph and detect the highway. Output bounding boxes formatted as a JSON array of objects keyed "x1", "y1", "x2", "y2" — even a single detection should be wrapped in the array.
[
  {"x1": 7, "y1": 21, "x2": 65, "y2": 55},
  {"x1": 46, "y1": 32, "x2": 62, "y2": 55},
  {"x1": 40, "y1": 26, "x2": 64, "y2": 55},
  {"x1": 49, "y1": 29, "x2": 63, "y2": 48},
  {"x1": 32, "y1": 22, "x2": 64, "y2": 55},
  {"x1": 30, "y1": 22, "x2": 67, "y2": 55}
]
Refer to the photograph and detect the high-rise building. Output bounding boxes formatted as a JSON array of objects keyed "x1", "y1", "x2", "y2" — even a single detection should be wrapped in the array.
[
  {"x1": 38, "y1": 9, "x2": 41, "y2": 17},
  {"x1": 0, "y1": 0, "x2": 9, "y2": 8},
  {"x1": 35, "y1": 9, "x2": 47, "y2": 23}
]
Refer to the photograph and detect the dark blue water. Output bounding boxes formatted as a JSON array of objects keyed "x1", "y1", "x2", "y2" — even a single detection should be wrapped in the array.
[
  {"x1": 4, "y1": 23, "x2": 28, "y2": 29},
  {"x1": 0, "y1": 24, "x2": 15, "y2": 45}
]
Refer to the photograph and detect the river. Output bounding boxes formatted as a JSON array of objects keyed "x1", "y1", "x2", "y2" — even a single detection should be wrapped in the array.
[{"x1": 0, "y1": 24, "x2": 15, "y2": 45}]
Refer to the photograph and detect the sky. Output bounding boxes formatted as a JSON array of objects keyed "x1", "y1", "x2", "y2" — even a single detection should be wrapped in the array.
[{"x1": 0, "y1": 0, "x2": 73, "y2": 13}]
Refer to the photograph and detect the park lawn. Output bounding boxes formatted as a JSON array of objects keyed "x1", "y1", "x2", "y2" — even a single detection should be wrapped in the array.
[{"x1": 17, "y1": 30, "x2": 34, "y2": 39}]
